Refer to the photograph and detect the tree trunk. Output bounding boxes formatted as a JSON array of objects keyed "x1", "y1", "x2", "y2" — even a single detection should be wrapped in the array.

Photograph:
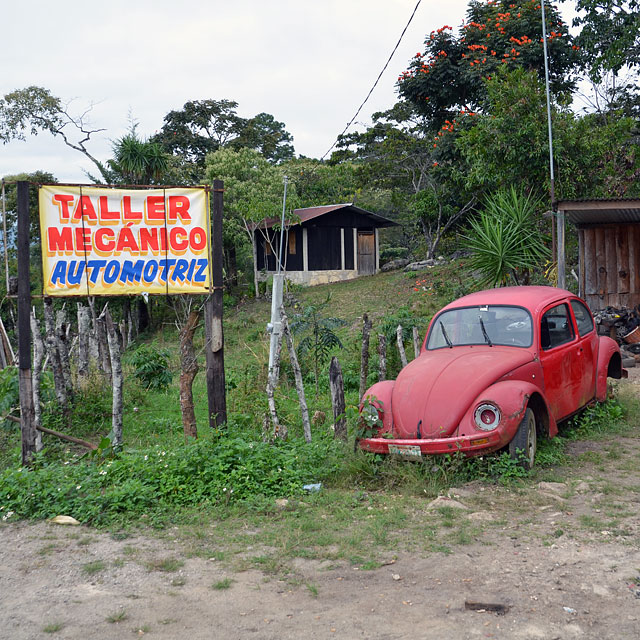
[
  {"x1": 96, "y1": 306, "x2": 112, "y2": 381},
  {"x1": 43, "y1": 298, "x2": 64, "y2": 405},
  {"x1": 412, "y1": 326, "x2": 421, "y2": 359},
  {"x1": 104, "y1": 308, "x2": 123, "y2": 447},
  {"x1": 55, "y1": 309, "x2": 73, "y2": 402},
  {"x1": 252, "y1": 233, "x2": 260, "y2": 299},
  {"x1": 30, "y1": 311, "x2": 44, "y2": 452},
  {"x1": 137, "y1": 296, "x2": 150, "y2": 333},
  {"x1": 179, "y1": 309, "x2": 200, "y2": 442},
  {"x1": 359, "y1": 314, "x2": 372, "y2": 402},
  {"x1": 76, "y1": 303, "x2": 90, "y2": 383},
  {"x1": 329, "y1": 356, "x2": 347, "y2": 441},
  {"x1": 397, "y1": 324, "x2": 408, "y2": 368},
  {"x1": 281, "y1": 308, "x2": 311, "y2": 443},
  {"x1": 378, "y1": 334, "x2": 387, "y2": 382},
  {"x1": 265, "y1": 327, "x2": 284, "y2": 439}
]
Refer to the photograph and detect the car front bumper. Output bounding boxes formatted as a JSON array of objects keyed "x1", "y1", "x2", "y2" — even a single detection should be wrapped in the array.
[{"x1": 358, "y1": 429, "x2": 507, "y2": 458}]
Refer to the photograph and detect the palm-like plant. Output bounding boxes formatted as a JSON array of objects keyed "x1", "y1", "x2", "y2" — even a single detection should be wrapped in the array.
[
  {"x1": 463, "y1": 187, "x2": 550, "y2": 288},
  {"x1": 290, "y1": 294, "x2": 345, "y2": 396},
  {"x1": 109, "y1": 133, "x2": 169, "y2": 184}
]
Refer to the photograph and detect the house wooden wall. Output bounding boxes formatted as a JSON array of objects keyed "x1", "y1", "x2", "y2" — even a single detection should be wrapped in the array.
[{"x1": 579, "y1": 224, "x2": 640, "y2": 310}]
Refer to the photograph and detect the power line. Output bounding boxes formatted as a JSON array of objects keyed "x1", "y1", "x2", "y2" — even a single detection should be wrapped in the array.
[{"x1": 320, "y1": 0, "x2": 423, "y2": 161}]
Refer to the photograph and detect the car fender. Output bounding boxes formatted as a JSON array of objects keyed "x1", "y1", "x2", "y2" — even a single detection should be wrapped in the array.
[
  {"x1": 359, "y1": 381, "x2": 395, "y2": 436},
  {"x1": 596, "y1": 336, "x2": 625, "y2": 401},
  {"x1": 459, "y1": 380, "x2": 557, "y2": 441}
]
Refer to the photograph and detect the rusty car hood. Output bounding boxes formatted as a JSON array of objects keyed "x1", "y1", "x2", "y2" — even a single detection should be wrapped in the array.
[{"x1": 391, "y1": 347, "x2": 536, "y2": 438}]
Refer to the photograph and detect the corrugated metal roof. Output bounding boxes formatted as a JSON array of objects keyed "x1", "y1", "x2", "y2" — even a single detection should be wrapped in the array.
[
  {"x1": 255, "y1": 203, "x2": 399, "y2": 229},
  {"x1": 558, "y1": 198, "x2": 640, "y2": 225}
]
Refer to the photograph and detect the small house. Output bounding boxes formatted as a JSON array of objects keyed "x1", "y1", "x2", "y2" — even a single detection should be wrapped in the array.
[
  {"x1": 253, "y1": 203, "x2": 398, "y2": 286},
  {"x1": 558, "y1": 198, "x2": 640, "y2": 310}
]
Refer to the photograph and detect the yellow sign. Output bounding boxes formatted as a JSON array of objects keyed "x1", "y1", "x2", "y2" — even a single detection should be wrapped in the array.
[{"x1": 39, "y1": 185, "x2": 211, "y2": 296}]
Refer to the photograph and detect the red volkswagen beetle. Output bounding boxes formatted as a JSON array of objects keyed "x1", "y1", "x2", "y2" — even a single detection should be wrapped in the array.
[{"x1": 358, "y1": 287, "x2": 626, "y2": 468}]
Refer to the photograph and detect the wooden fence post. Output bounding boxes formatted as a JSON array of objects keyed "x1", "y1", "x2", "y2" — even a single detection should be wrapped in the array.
[
  {"x1": 104, "y1": 308, "x2": 123, "y2": 447},
  {"x1": 377, "y1": 334, "x2": 386, "y2": 382},
  {"x1": 359, "y1": 314, "x2": 372, "y2": 402},
  {"x1": 205, "y1": 179, "x2": 227, "y2": 428},
  {"x1": 281, "y1": 308, "x2": 311, "y2": 443},
  {"x1": 396, "y1": 324, "x2": 408, "y2": 368},
  {"x1": 412, "y1": 326, "x2": 421, "y2": 359},
  {"x1": 17, "y1": 181, "x2": 36, "y2": 465},
  {"x1": 329, "y1": 356, "x2": 346, "y2": 441}
]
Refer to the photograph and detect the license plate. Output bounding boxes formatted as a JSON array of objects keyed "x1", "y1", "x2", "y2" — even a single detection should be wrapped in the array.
[{"x1": 388, "y1": 444, "x2": 422, "y2": 459}]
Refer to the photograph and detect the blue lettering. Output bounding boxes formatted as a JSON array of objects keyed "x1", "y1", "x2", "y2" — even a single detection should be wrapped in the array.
[
  {"x1": 194, "y1": 258, "x2": 208, "y2": 283},
  {"x1": 119, "y1": 260, "x2": 144, "y2": 284},
  {"x1": 172, "y1": 259, "x2": 189, "y2": 283},
  {"x1": 103, "y1": 260, "x2": 120, "y2": 284},
  {"x1": 143, "y1": 260, "x2": 158, "y2": 284},
  {"x1": 51, "y1": 261, "x2": 67, "y2": 285},
  {"x1": 87, "y1": 260, "x2": 106, "y2": 284},
  {"x1": 67, "y1": 260, "x2": 86, "y2": 286}
]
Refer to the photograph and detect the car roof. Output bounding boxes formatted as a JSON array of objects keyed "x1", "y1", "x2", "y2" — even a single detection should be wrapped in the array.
[{"x1": 441, "y1": 286, "x2": 576, "y2": 317}]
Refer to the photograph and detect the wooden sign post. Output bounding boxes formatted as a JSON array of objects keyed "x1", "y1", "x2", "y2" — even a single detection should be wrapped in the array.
[
  {"x1": 17, "y1": 181, "x2": 36, "y2": 464},
  {"x1": 205, "y1": 179, "x2": 227, "y2": 428}
]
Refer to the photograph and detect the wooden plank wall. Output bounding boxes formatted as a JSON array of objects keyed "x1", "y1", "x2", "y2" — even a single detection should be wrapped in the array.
[{"x1": 581, "y1": 224, "x2": 640, "y2": 310}]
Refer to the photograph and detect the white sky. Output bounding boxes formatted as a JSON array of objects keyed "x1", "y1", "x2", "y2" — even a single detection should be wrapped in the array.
[{"x1": 1, "y1": 0, "x2": 575, "y2": 183}]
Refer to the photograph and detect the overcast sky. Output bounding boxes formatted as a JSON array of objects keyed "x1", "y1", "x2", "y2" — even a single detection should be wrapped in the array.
[{"x1": 1, "y1": 0, "x2": 575, "y2": 184}]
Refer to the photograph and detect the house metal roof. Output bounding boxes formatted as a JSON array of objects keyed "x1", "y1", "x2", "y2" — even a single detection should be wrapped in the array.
[
  {"x1": 255, "y1": 203, "x2": 399, "y2": 229},
  {"x1": 558, "y1": 198, "x2": 640, "y2": 225}
]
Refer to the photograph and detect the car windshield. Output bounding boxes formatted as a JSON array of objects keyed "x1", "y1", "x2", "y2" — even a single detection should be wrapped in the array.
[{"x1": 426, "y1": 305, "x2": 533, "y2": 349}]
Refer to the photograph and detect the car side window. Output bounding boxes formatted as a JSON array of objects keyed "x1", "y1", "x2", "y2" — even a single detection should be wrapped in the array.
[
  {"x1": 541, "y1": 303, "x2": 575, "y2": 350},
  {"x1": 570, "y1": 299, "x2": 594, "y2": 337}
]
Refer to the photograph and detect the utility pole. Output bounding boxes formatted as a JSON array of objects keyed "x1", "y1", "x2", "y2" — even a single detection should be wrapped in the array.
[{"x1": 267, "y1": 176, "x2": 288, "y2": 375}]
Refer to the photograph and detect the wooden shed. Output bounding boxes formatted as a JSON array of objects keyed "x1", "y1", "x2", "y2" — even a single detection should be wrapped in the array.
[
  {"x1": 253, "y1": 203, "x2": 398, "y2": 287},
  {"x1": 558, "y1": 198, "x2": 640, "y2": 310}
]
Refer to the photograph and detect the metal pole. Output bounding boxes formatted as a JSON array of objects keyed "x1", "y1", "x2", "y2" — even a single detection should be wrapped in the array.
[
  {"x1": 17, "y1": 182, "x2": 36, "y2": 464},
  {"x1": 540, "y1": 1, "x2": 558, "y2": 268}
]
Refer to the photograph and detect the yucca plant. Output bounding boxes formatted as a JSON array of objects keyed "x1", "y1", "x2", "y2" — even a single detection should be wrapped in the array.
[
  {"x1": 463, "y1": 187, "x2": 550, "y2": 288},
  {"x1": 290, "y1": 294, "x2": 346, "y2": 396}
]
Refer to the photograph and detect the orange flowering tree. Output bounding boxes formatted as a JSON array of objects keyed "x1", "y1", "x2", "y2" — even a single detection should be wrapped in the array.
[{"x1": 398, "y1": 0, "x2": 579, "y2": 127}]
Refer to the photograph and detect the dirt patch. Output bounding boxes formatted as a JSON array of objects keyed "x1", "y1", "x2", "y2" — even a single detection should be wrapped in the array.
[{"x1": 2, "y1": 385, "x2": 640, "y2": 639}]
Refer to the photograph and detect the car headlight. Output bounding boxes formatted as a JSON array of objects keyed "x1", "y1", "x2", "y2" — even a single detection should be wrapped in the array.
[{"x1": 474, "y1": 403, "x2": 501, "y2": 431}]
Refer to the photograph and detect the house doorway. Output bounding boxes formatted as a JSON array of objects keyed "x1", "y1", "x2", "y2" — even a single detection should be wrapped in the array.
[{"x1": 357, "y1": 230, "x2": 375, "y2": 275}]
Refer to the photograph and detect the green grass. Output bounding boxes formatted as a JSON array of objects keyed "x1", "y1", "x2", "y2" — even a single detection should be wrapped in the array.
[
  {"x1": 105, "y1": 609, "x2": 128, "y2": 623},
  {"x1": 212, "y1": 577, "x2": 234, "y2": 590},
  {"x1": 81, "y1": 560, "x2": 105, "y2": 575},
  {"x1": 42, "y1": 622, "x2": 64, "y2": 633}
]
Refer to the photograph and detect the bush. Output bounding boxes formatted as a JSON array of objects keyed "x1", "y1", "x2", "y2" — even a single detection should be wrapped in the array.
[
  {"x1": 127, "y1": 344, "x2": 173, "y2": 391},
  {"x1": 0, "y1": 433, "x2": 344, "y2": 526}
]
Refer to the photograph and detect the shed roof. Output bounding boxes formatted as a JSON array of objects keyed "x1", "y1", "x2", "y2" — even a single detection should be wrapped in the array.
[
  {"x1": 255, "y1": 203, "x2": 398, "y2": 229},
  {"x1": 558, "y1": 198, "x2": 640, "y2": 225}
]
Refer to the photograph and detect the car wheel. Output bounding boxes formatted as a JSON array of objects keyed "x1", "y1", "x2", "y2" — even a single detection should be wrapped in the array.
[{"x1": 509, "y1": 407, "x2": 536, "y2": 470}]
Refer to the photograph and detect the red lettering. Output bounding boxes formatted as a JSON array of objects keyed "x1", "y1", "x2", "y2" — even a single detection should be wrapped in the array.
[
  {"x1": 168, "y1": 196, "x2": 191, "y2": 222},
  {"x1": 139, "y1": 227, "x2": 160, "y2": 253},
  {"x1": 98, "y1": 196, "x2": 120, "y2": 222},
  {"x1": 52, "y1": 195, "x2": 74, "y2": 222},
  {"x1": 146, "y1": 195, "x2": 165, "y2": 222},
  {"x1": 94, "y1": 228, "x2": 115, "y2": 252},
  {"x1": 170, "y1": 227, "x2": 188, "y2": 251},
  {"x1": 115, "y1": 227, "x2": 140, "y2": 254},
  {"x1": 47, "y1": 227, "x2": 73, "y2": 253},
  {"x1": 72, "y1": 196, "x2": 97, "y2": 222},
  {"x1": 189, "y1": 227, "x2": 207, "y2": 251},
  {"x1": 123, "y1": 196, "x2": 143, "y2": 222},
  {"x1": 74, "y1": 227, "x2": 92, "y2": 252}
]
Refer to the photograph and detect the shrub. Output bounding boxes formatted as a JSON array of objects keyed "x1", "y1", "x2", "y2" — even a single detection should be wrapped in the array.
[{"x1": 127, "y1": 344, "x2": 173, "y2": 391}]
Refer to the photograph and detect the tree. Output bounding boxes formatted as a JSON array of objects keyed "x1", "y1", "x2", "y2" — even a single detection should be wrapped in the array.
[
  {"x1": 0, "y1": 86, "x2": 111, "y2": 182},
  {"x1": 231, "y1": 112, "x2": 294, "y2": 163},
  {"x1": 205, "y1": 147, "x2": 296, "y2": 289},
  {"x1": 455, "y1": 67, "x2": 640, "y2": 199},
  {"x1": 566, "y1": 0, "x2": 640, "y2": 80},
  {"x1": 398, "y1": 1, "x2": 579, "y2": 125},
  {"x1": 107, "y1": 130, "x2": 170, "y2": 185},
  {"x1": 152, "y1": 100, "x2": 296, "y2": 174}
]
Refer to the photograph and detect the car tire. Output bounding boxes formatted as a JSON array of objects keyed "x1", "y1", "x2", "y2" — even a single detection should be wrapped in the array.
[{"x1": 509, "y1": 407, "x2": 536, "y2": 470}]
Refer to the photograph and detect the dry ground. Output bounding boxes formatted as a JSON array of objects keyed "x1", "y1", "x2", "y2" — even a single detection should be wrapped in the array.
[{"x1": 2, "y1": 380, "x2": 640, "y2": 639}]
